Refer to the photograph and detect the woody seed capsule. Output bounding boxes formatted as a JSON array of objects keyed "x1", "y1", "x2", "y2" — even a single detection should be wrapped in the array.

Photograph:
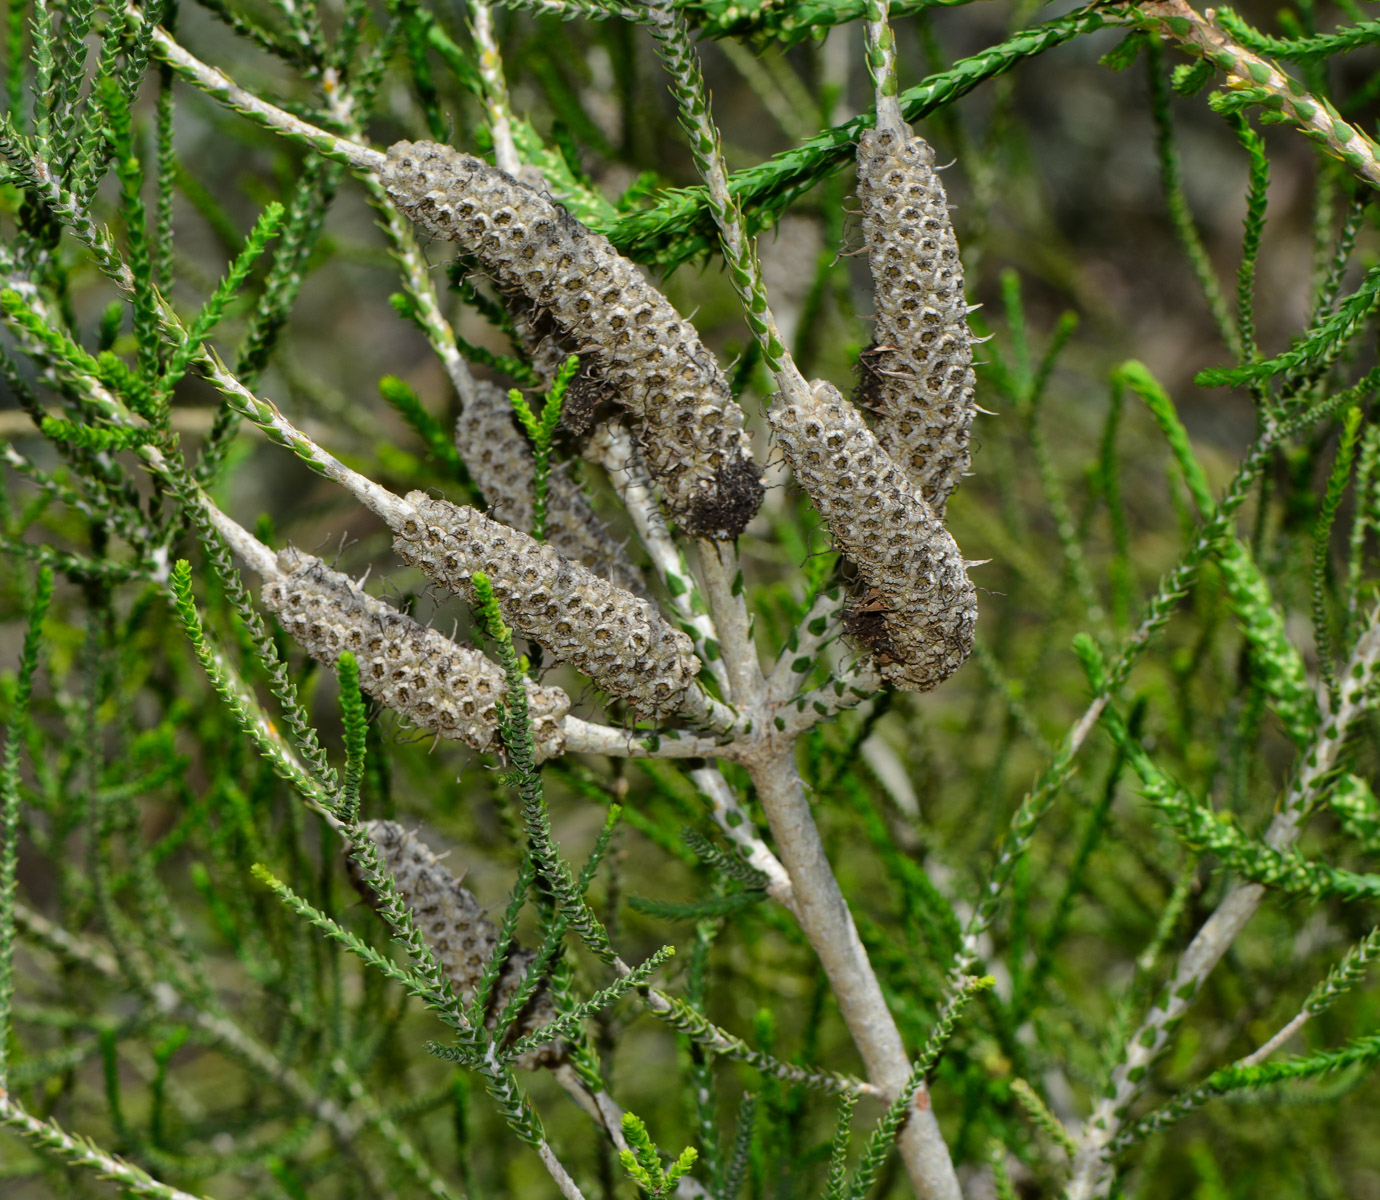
[
  {"x1": 261, "y1": 548, "x2": 568, "y2": 758},
  {"x1": 456, "y1": 379, "x2": 646, "y2": 596},
  {"x1": 392, "y1": 492, "x2": 702, "y2": 716},
  {"x1": 382, "y1": 140, "x2": 763, "y2": 540},
  {"x1": 769, "y1": 380, "x2": 976, "y2": 692},
  {"x1": 855, "y1": 129, "x2": 976, "y2": 518},
  {"x1": 356, "y1": 820, "x2": 563, "y2": 1068},
  {"x1": 505, "y1": 295, "x2": 626, "y2": 442}
]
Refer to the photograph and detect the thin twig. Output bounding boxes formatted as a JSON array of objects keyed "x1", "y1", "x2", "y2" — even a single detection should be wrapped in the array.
[
  {"x1": 127, "y1": 8, "x2": 382, "y2": 173},
  {"x1": 1136, "y1": 0, "x2": 1380, "y2": 191},
  {"x1": 0, "y1": 1089, "x2": 210, "y2": 1200},
  {"x1": 1066, "y1": 602, "x2": 1380, "y2": 1198},
  {"x1": 470, "y1": 0, "x2": 522, "y2": 177}
]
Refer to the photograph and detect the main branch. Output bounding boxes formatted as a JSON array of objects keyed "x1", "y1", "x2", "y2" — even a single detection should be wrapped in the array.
[{"x1": 740, "y1": 739, "x2": 962, "y2": 1200}]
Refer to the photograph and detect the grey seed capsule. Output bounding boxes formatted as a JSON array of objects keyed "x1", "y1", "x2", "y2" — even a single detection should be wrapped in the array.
[
  {"x1": 770, "y1": 380, "x2": 976, "y2": 692},
  {"x1": 382, "y1": 140, "x2": 762, "y2": 539},
  {"x1": 855, "y1": 129, "x2": 976, "y2": 519},
  {"x1": 261, "y1": 548, "x2": 568, "y2": 758},
  {"x1": 354, "y1": 821, "x2": 563, "y2": 1069},
  {"x1": 392, "y1": 493, "x2": 701, "y2": 716}
]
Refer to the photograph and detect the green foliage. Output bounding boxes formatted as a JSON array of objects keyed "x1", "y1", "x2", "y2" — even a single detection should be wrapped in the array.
[
  {"x1": 617, "y1": 1111, "x2": 698, "y2": 1197},
  {"x1": 0, "y1": 565, "x2": 52, "y2": 1087},
  {"x1": 1198, "y1": 267, "x2": 1380, "y2": 388},
  {"x1": 506, "y1": 354, "x2": 575, "y2": 542},
  {"x1": 1232, "y1": 114, "x2": 1269, "y2": 363},
  {"x1": 1148, "y1": 45, "x2": 1241, "y2": 359},
  {"x1": 37, "y1": 415, "x2": 156, "y2": 450},
  {"x1": 378, "y1": 374, "x2": 464, "y2": 478},
  {"x1": 472, "y1": 570, "x2": 618, "y2": 965},
  {"x1": 1312, "y1": 405, "x2": 1365, "y2": 687},
  {"x1": 844, "y1": 976, "x2": 993, "y2": 1200},
  {"x1": 822, "y1": 1091, "x2": 857, "y2": 1200},
  {"x1": 158, "y1": 201, "x2": 285, "y2": 405},
  {"x1": 336, "y1": 652, "x2": 367, "y2": 824},
  {"x1": 1215, "y1": 7, "x2": 1380, "y2": 60},
  {"x1": 605, "y1": 7, "x2": 1107, "y2": 265},
  {"x1": 626, "y1": 889, "x2": 763, "y2": 921}
]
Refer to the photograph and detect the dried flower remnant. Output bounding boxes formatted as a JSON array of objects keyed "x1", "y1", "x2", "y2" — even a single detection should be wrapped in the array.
[
  {"x1": 391, "y1": 492, "x2": 707, "y2": 717},
  {"x1": 770, "y1": 380, "x2": 976, "y2": 691},
  {"x1": 260, "y1": 548, "x2": 569, "y2": 758},
  {"x1": 381, "y1": 140, "x2": 763, "y2": 539},
  {"x1": 353, "y1": 821, "x2": 564, "y2": 1069},
  {"x1": 855, "y1": 128, "x2": 976, "y2": 517},
  {"x1": 456, "y1": 379, "x2": 646, "y2": 595}
]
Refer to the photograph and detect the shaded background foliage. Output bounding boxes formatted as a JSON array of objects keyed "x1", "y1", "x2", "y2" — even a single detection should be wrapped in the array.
[{"x1": 4, "y1": 0, "x2": 1380, "y2": 1197}]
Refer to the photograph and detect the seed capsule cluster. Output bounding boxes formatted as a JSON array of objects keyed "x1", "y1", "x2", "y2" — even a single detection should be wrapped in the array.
[
  {"x1": 855, "y1": 129, "x2": 975, "y2": 518},
  {"x1": 505, "y1": 296, "x2": 623, "y2": 441},
  {"x1": 261, "y1": 549, "x2": 569, "y2": 758},
  {"x1": 456, "y1": 380, "x2": 646, "y2": 596},
  {"x1": 392, "y1": 492, "x2": 701, "y2": 715},
  {"x1": 507, "y1": 299, "x2": 570, "y2": 392},
  {"x1": 382, "y1": 140, "x2": 763, "y2": 540},
  {"x1": 357, "y1": 820, "x2": 563, "y2": 1069},
  {"x1": 769, "y1": 380, "x2": 976, "y2": 692},
  {"x1": 454, "y1": 381, "x2": 538, "y2": 534}
]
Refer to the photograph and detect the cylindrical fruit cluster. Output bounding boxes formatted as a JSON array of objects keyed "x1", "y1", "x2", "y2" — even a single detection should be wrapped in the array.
[
  {"x1": 391, "y1": 493, "x2": 703, "y2": 717},
  {"x1": 354, "y1": 821, "x2": 563, "y2": 1069},
  {"x1": 261, "y1": 548, "x2": 569, "y2": 757},
  {"x1": 769, "y1": 380, "x2": 976, "y2": 692},
  {"x1": 855, "y1": 128, "x2": 976, "y2": 518},
  {"x1": 382, "y1": 140, "x2": 762, "y2": 540}
]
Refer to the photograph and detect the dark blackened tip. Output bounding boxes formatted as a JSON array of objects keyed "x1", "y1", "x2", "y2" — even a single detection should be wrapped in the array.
[{"x1": 683, "y1": 456, "x2": 764, "y2": 540}]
